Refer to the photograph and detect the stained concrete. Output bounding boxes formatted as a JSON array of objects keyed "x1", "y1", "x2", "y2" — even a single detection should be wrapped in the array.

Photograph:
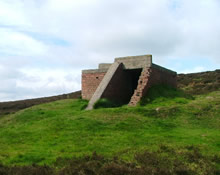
[
  {"x1": 99, "y1": 63, "x2": 112, "y2": 69},
  {"x1": 115, "y1": 55, "x2": 152, "y2": 69}
]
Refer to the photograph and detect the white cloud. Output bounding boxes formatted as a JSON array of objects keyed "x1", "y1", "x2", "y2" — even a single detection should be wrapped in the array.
[
  {"x1": 0, "y1": 66, "x2": 81, "y2": 101},
  {"x1": 0, "y1": 0, "x2": 220, "y2": 101},
  {"x1": 0, "y1": 0, "x2": 31, "y2": 27},
  {"x1": 180, "y1": 66, "x2": 206, "y2": 74},
  {"x1": 0, "y1": 28, "x2": 47, "y2": 56},
  {"x1": 18, "y1": 68, "x2": 81, "y2": 92}
]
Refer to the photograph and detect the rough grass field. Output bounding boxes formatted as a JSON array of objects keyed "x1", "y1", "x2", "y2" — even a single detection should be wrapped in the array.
[
  {"x1": 0, "y1": 91, "x2": 81, "y2": 116},
  {"x1": 0, "y1": 85, "x2": 219, "y2": 174}
]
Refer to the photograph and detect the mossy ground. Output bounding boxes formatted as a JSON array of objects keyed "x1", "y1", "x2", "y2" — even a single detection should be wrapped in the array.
[{"x1": 0, "y1": 86, "x2": 219, "y2": 174}]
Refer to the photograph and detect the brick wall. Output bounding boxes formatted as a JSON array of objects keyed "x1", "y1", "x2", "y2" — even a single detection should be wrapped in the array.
[
  {"x1": 82, "y1": 63, "x2": 176, "y2": 106},
  {"x1": 82, "y1": 72, "x2": 106, "y2": 100},
  {"x1": 129, "y1": 68, "x2": 151, "y2": 106},
  {"x1": 129, "y1": 66, "x2": 177, "y2": 106},
  {"x1": 150, "y1": 65, "x2": 177, "y2": 88}
]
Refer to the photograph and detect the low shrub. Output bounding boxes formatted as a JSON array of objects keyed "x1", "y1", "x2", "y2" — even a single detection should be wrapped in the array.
[{"x1": 1, "y1": 146, "x2": 219, "y2": 175}]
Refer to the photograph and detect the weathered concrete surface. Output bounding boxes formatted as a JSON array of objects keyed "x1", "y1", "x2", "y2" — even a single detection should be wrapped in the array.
[
  {"x1": 99, "y1": 63, "x2": 112, "y2": 69},
  {"x1": 115, "y1": 55, "x2": 152, "y2": 69},
  {"x1": 86, "y1": 62, "x2": 121, "y2": 110},
  {"x1": 82, "y1": 69, "x2": 108, "y2": 74}
]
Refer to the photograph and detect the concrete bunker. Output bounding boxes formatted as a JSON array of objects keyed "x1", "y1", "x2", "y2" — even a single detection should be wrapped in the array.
[{"x1": 82, "y1": 55, "x2": 177, "y2": 109}]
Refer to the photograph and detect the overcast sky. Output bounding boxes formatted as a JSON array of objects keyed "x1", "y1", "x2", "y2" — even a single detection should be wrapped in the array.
[{"x1": 0, "y1": 0, "x2": 219, "y2": 102}]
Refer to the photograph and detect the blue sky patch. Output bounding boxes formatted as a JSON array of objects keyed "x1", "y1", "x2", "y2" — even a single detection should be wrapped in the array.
[{"x1": 22, "y1": 31, "x2": 71, "y2": 47}]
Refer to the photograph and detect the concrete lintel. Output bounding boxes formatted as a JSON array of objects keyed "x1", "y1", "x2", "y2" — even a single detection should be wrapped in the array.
[
  {"x1": 82, "y1": 69, "x2": 108, "y2": 74},
  {"x1": 115, "y1": 54, "x2": 152, "y2": 69},
  {"x1": 98, "y1": 63, "x2": 112, "y2": 69}
]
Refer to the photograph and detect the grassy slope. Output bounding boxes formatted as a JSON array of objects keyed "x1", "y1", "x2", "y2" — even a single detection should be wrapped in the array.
[
  {"x1": 0, "y1": 87, "x2": 219, "y2": 166},
  {"x1": 0, "y1": 69, "x2": 218, "y2": 117},
  {"x1": 0, "y1": 91, "x2": 81, "y2": 116},
  {"x1": 177, "y1": 69, "x2": 220, "y2": 95}
]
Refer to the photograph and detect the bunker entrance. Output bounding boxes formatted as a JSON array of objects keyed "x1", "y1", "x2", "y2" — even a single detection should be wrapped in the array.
[{"x1": 126, "y1": 68, "x2": 142, "y2": 101}]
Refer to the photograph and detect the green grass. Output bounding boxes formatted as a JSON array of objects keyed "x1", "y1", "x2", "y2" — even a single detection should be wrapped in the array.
[
  {"x1": 93, "y1": 98, "x2": 122, "y2": 109},
  {"x1": 0, "y1": 87, "x2": 219, "y2": 167}
]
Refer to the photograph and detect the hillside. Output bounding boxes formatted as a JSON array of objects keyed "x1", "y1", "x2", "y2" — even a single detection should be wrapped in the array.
[
  {"x1": 177, "y1": 69, "x2": 220, "y2": 95},
  {"x1": 0, "y1": 69, "x2": 219, "y2": 117},
  {"x1": 0, "y1": 87, "x2": 219, "y2": 174},
  {"x1": 0, "y1": 70, "x2": 219, "y2": 174},
  {"x1": 0, "y1": 91, "x2": 81, "y2": 116}
]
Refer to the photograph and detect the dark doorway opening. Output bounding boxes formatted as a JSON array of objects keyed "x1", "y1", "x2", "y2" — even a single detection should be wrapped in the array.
[{"x1": 125, "y1": 68, "x2": 142, "y2": 102}]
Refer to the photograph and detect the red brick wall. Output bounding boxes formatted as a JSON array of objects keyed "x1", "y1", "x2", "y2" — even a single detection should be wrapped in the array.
[
  {"x1": 129, "y1": 66, "x2": 177, "y2": 106},
  {"x1": 149, "y1": 66, "x2": 177, "y2": 89},
  {"x1": 82, "y1": 72, "x2": 106, "y2": 100},
  {"x1": 82, "y1": 66, "x2": 143, "y2": 104},
  {"x1": 82, "y1": 65, "x2": 176, "y2": 105},
  {"x1": 129, "y1": 68, "x2": 151, "y2": 106}
]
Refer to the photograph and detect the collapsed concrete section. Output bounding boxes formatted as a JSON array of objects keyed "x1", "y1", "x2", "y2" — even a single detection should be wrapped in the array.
[{"x1": 82, "y1": 55, "x2": 177, "y2": 109}]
